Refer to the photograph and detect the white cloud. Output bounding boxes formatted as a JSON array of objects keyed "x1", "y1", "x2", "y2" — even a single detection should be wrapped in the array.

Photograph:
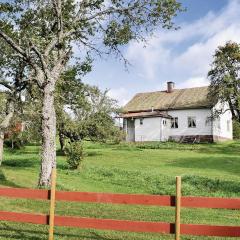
[
  {"x1": 125, "y1": 0, "x2": 240, "y2": 89},
  {"x1": 178, "y1": 77, "x2": 209, "y2": 89},
  {"x1": 107, "y1": 87, "x2": 131, "y2": 106}
]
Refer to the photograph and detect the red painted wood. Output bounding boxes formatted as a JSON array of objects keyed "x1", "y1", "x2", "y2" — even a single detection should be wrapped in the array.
[
  {"x1": 182, "y1": 196, "x2": 240, "y2": 209},
  {"x1": 55, "y1": 216, "x2": 174, "y2": 234},
  {"x1": 181, "y1": 224, "x2": 240, "y2": 237},
  {"x1": 55, "y1": 191, "x2": 175, "y2": 206},
  {"x1": 0, "y1": 211, "x2": 239, "y2": 238},
  {"x1": 0, "y1": 188, "x2": 49, "y2": 200},
  {"x1": 0, "y1": 211, "x2": 48, "y2": 225},
  {"x1": 0, "y1": 187, "x2": 239, "y2": 210}
]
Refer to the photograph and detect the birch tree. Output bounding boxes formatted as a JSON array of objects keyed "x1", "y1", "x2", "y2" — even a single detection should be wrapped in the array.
[{"x1": 0, "y1": 0, "x2": 182, "y2": 186}]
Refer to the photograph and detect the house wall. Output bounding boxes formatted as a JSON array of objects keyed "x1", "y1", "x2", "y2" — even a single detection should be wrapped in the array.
[
  {"x1": 124, "y1": 105, "x2": 232, "y2": 142},
  {"x1": 135, "y1": 117, "x2": 162, "y2": 142},
  {"x1": 212, "y1": 102, "x2": 233, "y2": 140},
  {"x1": 167, "y1": 109, "x2": 213, "y2": 139}
]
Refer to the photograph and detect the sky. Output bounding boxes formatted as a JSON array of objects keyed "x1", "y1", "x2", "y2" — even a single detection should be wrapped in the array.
[{"x1": 82, "y1": 0, "x2": 240, "y2": 106}]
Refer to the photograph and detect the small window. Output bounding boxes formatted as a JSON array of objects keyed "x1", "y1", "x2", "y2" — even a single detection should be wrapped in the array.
[
  {"x1": 188, "y1": 117, "x2": 196, "y2": 128},
  {"x1": 227, "y1": 120, "x2": 230, "y2": 131},
  {"x1": 163, "y1": 119, "x2": 167, "y2": 126},
  {"x1": 171, "y1": 117, "x2": 178, "y2": 128},
  {"x1": 140, "y1": 118, "x2": 143, "y2": 125}
]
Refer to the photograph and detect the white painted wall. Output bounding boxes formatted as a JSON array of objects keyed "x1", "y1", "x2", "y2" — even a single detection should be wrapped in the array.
[
  {"x1": 135, "y1": 117, "x2": 161, "y2": 142},
  {"x1": 212, "y1": 102, "x2": 233, "y2": 140},
  {"x1": 167, "y1": 109, "x2": 213, "y2": 137},
  {"x1": 124, "y1": 104, "x2": 232, "y2": 142}
]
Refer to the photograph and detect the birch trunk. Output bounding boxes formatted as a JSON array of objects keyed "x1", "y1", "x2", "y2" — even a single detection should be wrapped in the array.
[
  {"x1": 0, "y1": 131, "x2": 4, "y2": 166},
  {"x1": 38, "y1": 81, "x2": 56, "y2": 187}
]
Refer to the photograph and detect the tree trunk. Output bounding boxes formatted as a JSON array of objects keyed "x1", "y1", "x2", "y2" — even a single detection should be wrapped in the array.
[
  {"x1": 0, "y1": 131, "x2": 4, "y2": 166},
  {"x1": 38, "y1": 81, "x2": 56, "y2": 187}
]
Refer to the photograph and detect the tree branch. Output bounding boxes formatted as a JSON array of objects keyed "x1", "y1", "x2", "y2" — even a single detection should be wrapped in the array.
[
  {"x1": 0, "y1": 30, "x2": 27, "y2": 59},
  {"x1": 0, "y1": 80, "x2": 13, "y2": 90},
  {"x1": 30, "y1": 44, "x2": 49, "y2": 76}
]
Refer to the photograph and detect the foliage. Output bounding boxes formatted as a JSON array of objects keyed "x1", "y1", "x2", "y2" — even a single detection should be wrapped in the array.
[
  {"x1": 0, "y1": 0, "x2": 183, "y2": 185},
  {"x1": 208, "y1": 41, "x2": 240, "y2": 120},
  {"x1": 233, "y1": 120, "x2": 240, "y2": 139},
  {"x1": 65, "y1": 141, "x2": 84, "y2": 170},
  {"x1": 56, "y1": 68, "x2": 123, "y2": 147}
]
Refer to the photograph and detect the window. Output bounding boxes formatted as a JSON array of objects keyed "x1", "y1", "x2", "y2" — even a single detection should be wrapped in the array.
[
  {"x1": 171, "y1": 117, "x2": 178, "y2": 128},
  {"x1": 163, "y1": 119, "x2": 167, "y2": 126},
  {"x1": 188, "y1": 117, "x2": 196, "y2": 128},
  {"x1": 227, "y1": 120, "x2": 230, "y2": 131},
  {"x1": 205, "y1": 117, "x2": 212, "y2": 126},
  {"x1": 140, "y1": 118, "x2": 143, "y2": 125}
]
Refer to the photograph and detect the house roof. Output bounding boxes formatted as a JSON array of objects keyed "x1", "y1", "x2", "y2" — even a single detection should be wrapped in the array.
[
  {"x1": 123, "y1": 86, "x2": 212, "y2": 113},
  {"x1": 121, "y1": 111, "x2": 172, "y2": 119}
]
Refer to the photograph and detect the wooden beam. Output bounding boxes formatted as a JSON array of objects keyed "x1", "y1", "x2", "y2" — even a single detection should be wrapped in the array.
[
  {"x1": 49, "y1": 168, "x2": 57, "y2": 240},
  {"x1": 175, "y1": 176, "x2": 181, "y2": 240}
]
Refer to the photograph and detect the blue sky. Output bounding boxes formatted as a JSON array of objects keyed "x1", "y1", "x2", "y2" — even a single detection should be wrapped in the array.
[{"x1": 82, "y1": 0, "x2": 240, "y2": 106}]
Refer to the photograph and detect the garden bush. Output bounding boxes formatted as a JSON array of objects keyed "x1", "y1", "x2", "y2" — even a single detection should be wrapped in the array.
[{"x1": 65, "y1": 141, "x2": 84, "y2": 169}]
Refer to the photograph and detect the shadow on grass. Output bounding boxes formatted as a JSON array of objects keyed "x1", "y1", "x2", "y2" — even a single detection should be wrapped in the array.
[
  {"x1": 2, "y1": 158, "x2": 39, "y2": 168},
  {"x1": 0, "y1": 169, "x2": 23, "y2": 188},
  {"x1": 182, "y1": 175, "x2": 240, "y2": 196},
  {"x1": 0, "y1": 224, "x2": 122, "y2": 240},
  {"x1": 195, "y1": 141, "x2": 240, "y2": 156},
  {"x1": 168, "y1": 155, "x2": 240, "y2": 177},
  {"x1": 87, "y1": 151, "x2": 103, "y2": 157},
  {"x1": 57, "y1": 149, "x2": 66, "y2": 157}
]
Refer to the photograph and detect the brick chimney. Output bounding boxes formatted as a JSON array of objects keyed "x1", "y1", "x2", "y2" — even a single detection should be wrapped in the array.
[{"x1": 167, "y1": 81, "x2": 175, "y2": 93}]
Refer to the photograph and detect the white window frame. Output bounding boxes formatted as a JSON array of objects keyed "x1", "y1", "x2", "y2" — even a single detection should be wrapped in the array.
[
  {"x1": 171, "y1": 117, "x2": 178, "y2": 129},
  {"x1": 188, "y1": 116, "x2": 196, "y2": 128}
]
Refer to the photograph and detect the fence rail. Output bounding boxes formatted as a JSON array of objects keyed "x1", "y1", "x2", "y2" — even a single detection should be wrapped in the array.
[
  {"x1": 0, "y1": 173, "x2": 239, "y2": 240},
  {"x1": 1, "y1": 187, "x2": 239, "y2": 209}
]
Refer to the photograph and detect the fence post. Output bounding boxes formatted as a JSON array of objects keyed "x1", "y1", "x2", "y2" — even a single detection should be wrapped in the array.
[
  {"x1": 49, "y1": 168, "x2": 57, "y2": 240},
  {"x1": 175, "y1": 176, "x2": 181, "y2": 240}
]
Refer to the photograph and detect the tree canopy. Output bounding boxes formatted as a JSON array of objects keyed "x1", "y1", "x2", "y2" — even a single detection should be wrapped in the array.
[
  {"x1": 0, "y1": 0, "x2": 183, "y2": 186},
  {"x1": 208, "y1": 41, "x2": 240, "y2": 121}
]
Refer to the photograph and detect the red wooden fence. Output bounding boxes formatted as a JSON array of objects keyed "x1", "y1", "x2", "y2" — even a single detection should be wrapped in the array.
[{"x1": 0, "y1": 178, "x2": 239, "y2": 239}]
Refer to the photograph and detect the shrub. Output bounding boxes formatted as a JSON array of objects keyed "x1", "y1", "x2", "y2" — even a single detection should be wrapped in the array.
[{"x1": 65, "y1": 141, "x2": 84, "y2": 170}]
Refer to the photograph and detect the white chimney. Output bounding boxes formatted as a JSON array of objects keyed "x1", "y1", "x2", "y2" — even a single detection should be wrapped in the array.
[{"x1": 167, "y1": 82, "x2": 175, "y2": 93}]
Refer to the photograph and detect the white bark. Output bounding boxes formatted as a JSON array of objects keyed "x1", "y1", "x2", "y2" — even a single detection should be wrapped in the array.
[
  {"x1": 38, "y1": 81, "x2": 56, "y2": 187},
  {"x1": 0, "y1": 131, "x2": 4, "y2": 166}
]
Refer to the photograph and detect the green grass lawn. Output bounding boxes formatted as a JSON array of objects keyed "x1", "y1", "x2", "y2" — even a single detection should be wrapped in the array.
[{"x1": 0, "y1": 141, "x2": 239, "y2": 239}]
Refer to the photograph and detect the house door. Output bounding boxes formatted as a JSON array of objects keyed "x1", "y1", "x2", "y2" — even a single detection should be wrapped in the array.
[
  {"x1": 127, "y1": 119, "x2": 135, "y2": 142},
  {"x1": 160, "y1": 118, "x2": 168, "y2": 141}
]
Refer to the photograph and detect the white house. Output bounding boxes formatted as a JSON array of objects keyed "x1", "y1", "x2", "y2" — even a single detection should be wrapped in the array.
[{"x1": 121, "y1": 82, "x2": 233, "y2": 143}]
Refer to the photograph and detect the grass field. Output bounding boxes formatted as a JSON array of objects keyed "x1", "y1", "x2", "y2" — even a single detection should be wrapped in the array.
[{"x1": 0, "y1": 141, "x2": 239, "y2": 239}]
